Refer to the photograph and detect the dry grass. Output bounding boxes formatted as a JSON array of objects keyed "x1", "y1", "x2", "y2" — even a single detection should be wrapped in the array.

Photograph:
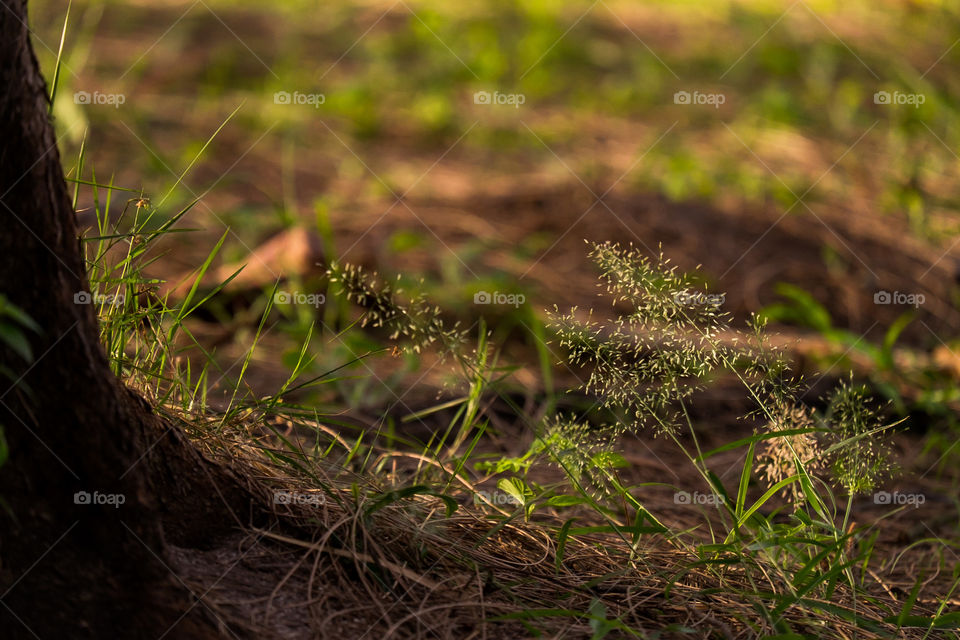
[{"x1": 147, "y1": 397, "x2": 954, "y2": 639}]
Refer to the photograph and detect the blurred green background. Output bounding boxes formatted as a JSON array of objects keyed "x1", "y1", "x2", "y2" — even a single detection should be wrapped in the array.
[{"x1": 29, "y1": 0, "x2": 960, "y2": 420}]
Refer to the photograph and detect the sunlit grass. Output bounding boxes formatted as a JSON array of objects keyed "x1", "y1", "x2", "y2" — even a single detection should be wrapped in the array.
[{"x1": 31, "y1": 1, "x2": 960, "y2": 633}]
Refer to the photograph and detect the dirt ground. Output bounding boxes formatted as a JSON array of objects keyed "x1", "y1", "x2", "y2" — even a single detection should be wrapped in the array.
[{"x1": 36, "y1": 0, "x2": 960, "y2": 635}]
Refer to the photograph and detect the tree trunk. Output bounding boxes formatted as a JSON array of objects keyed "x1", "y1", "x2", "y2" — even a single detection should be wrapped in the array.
[{"x1": 0, "y1": 2, "x2": 251, "y2": 637}]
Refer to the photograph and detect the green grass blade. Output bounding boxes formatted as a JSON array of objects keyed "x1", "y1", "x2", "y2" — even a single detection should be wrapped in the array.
[{"x1": 48, "y1": 0, "x2": 73, "y2": 112}]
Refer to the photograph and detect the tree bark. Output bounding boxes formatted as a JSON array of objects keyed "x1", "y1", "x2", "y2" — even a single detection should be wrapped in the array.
[{"x1": 0, "y1": 2, "x2": 251, "y2": 637}]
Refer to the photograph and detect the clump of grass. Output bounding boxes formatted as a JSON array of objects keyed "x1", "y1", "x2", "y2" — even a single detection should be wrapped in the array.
[
  {"x1": 546, "y1": 241, "x2": 894, "y2": 513},
  {"x1": 755, "y1": 397, "x2": 823, "y2": 504},
  {"x1": 535, "y1": 415, "x2": 623, "y2": 501},
  {"x1": 327, "y1": 261, "x2": 465, "y2": 356},
  {"x1": 526, "y1": 241, "x2": 945, "y2": 636},
  {"x1": 826, "y1": 377, "x2": 895, "y2": 496},
  {"x1": 549, "y1": 242, "x2": 730, "y2": 438}
]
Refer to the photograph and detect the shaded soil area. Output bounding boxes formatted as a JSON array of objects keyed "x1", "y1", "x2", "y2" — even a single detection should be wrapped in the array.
[{"x1": 330, "y1": 183, "x2": 960, "y2": 346}]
